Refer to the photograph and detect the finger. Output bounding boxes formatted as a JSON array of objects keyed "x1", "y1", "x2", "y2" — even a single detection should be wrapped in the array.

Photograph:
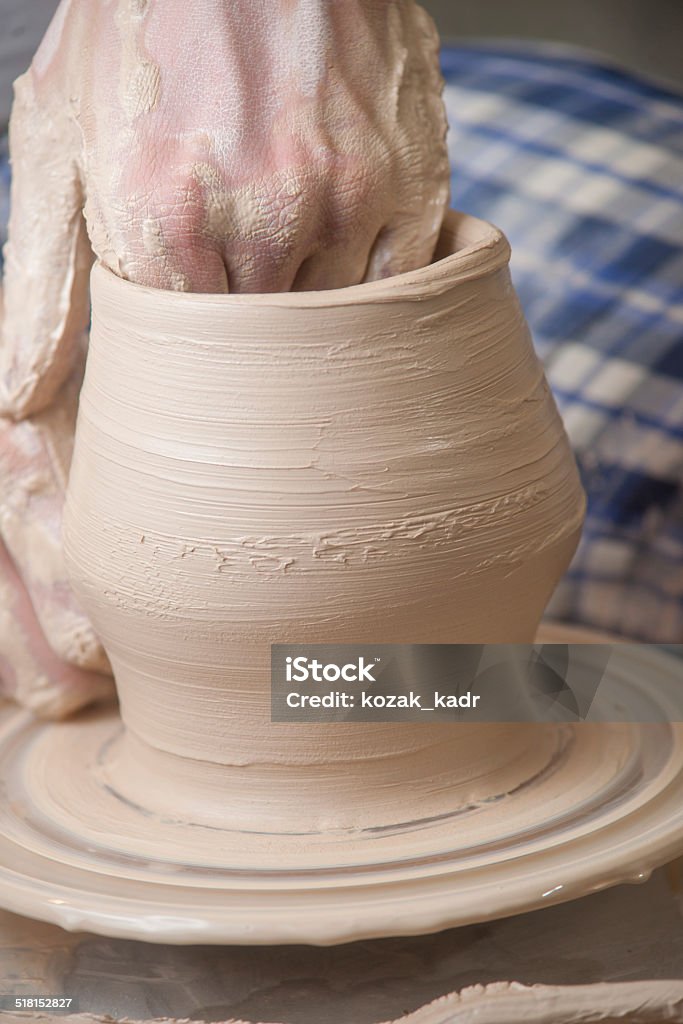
[
  {"x1": 0, "y1": 68, "x2": 92, "y2": 420},
  {"x1": 218, "y1": 210, "x2": 308, "y2": 292},
  {"x1": 108, "y1": 160, "x2": 231, "y2": 293},
  {"x1": 364, "y1": 207, "x2": 445, "y2": 284},
  {"x1": 0, "y1": 382, "x2": 111, "y2": 675},
  {"x1": 291, "y1": 235, "x2": 378, "y2": 292},
  {"x1": 0, "y1": 537, "x2": 113, "y2": 720},
  {"x1": 224, "y1": 245, "x2": 301, "y2": 294},
  {"x1": 201, "y1": 169, "x2": 309, "y2": 293},
  {"x1": 223, "y1": 210, "x2": 379, "y2": 293},
  {"x1": 117, "y1": 211, "x2": 230, "y2": 294},
  {"x1": 129, "y1": 244, "x2": 229, "y2": 294}
]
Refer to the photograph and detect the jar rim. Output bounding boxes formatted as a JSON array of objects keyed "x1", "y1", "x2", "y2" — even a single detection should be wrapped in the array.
[{"x1": 90, "y1": 209, "x2": 510, "y2": 310}]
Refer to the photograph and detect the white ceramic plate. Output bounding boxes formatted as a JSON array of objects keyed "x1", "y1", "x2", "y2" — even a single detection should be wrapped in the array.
[{"x1": 0, "y1": 626, "x2": 682, "y2": 945}]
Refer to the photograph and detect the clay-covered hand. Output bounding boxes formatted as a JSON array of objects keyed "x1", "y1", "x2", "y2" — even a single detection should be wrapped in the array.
[
  {"x1": 0, "y1": 0, "x2": 449, "y2": 716},
  {"x1": 2, "y1": 0, "x2": 450, "y2": 413}
]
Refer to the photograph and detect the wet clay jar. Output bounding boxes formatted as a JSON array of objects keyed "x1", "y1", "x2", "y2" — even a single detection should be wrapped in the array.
[{"x1": 63, "y1": 210, "x2": 585, "y2": 834}]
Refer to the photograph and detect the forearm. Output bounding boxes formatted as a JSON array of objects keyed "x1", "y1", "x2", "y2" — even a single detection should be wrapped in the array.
[{"x1": 1, "y1": 71, "x2": 91, "y2": 421}]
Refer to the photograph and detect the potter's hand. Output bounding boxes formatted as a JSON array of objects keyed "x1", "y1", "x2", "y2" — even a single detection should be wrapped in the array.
[
  {"x1": 2, "y1": 0, "x2": 449, "y2": 410},
  {"x1": 82, "y1": 0, "x2": 450, "y2": 294},
  {"x1": 3, "y1": 0, "x2": 449, "y2": 401}
]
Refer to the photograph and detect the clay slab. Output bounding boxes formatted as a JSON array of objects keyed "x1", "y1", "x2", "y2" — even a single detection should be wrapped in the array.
[{"x1": 2, "y1": 982, "x2": 683, "y2": 1024}]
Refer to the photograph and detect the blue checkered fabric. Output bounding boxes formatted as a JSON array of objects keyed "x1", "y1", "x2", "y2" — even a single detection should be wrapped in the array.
[
  {"x1": 441, "y1": 44, "x2": 683, "y2": 642},
  {"x1": 1, "y1": 43, "x2": 682, "y2": 640}
]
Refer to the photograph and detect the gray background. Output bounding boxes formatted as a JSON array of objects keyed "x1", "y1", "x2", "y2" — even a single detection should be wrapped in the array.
[{"x1": 1, "y1": 0, "x2": 682, "y2": 128}]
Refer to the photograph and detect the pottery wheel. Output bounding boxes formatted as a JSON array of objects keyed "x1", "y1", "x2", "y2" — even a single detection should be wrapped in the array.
[{"x1": 0, "y1": 628, "x2": 682, "y2": 945}]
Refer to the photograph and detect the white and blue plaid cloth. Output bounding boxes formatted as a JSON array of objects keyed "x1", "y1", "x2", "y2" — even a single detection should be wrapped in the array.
[
  {"x1": 441, "y1": 44, "x2": 683, "y2": 642},
  {"x1": 1, "y1": 43, "x2": 682, "y2": 641}
]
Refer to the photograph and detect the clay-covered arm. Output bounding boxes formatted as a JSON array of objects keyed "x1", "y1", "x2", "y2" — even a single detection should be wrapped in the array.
[
  {"x1": 0, "y1": 68, "x2": 92, "y2": 420},
  {"x1": 0, "y1": 20, "x2": 116, "y2": 712}
]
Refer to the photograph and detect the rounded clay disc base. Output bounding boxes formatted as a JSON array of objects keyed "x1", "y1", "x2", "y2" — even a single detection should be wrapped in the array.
[{"x1": 0, "y1": 628, "x2": 682, "y2": 945}]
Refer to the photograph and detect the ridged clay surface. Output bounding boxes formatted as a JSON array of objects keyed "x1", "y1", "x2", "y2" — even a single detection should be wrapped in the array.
[{"x1": 61, "y1": 209, "x2": 585, "y2": 833}]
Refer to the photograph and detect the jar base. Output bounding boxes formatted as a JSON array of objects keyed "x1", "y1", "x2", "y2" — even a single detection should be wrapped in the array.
[
  {"x1": 99, "y1": 717, "x2": 563, "y2": 833},
  {"x1": 2, "y1": 634, "x2": 683, "y2": 945}
]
